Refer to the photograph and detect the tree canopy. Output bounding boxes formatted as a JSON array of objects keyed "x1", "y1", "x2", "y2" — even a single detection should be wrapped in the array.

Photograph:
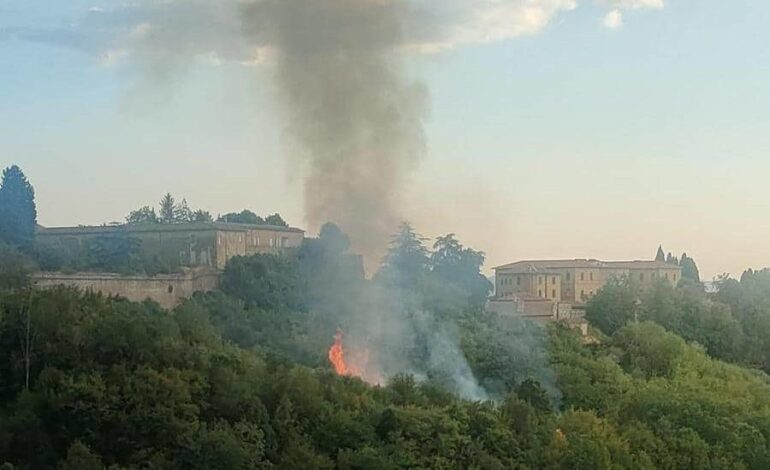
[
  {"x1": 0, "y1": 165, "x2": 37, "y2": 249},
  {"x1": 127, "y1": 194, "x2": 213, "y2": 225},
  {"x1": 1, "y1": 224, "x2": 769, "y2": 469},
  {"x1": 679, "y1": 252, "x2": 701, "y2": 283},
  {"x1": 217, "y1": 210, "x2": 289, "y2": 227}
]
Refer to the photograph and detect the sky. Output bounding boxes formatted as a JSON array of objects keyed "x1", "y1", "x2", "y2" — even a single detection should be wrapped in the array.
[{"x1": 1, "y1": 0, "x2": 770, "y2": 279}]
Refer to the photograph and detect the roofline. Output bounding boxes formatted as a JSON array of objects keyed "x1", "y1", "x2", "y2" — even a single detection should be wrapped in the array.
[
  {"x1": 493, "y1": 259, "x2": 600, "y2": 270},
  {"x1": 37, "y1": 222, "x2": 305, "y2": 236},
  {"x1": 494, "y1": 259, "x2": 682, "y2": 271}
]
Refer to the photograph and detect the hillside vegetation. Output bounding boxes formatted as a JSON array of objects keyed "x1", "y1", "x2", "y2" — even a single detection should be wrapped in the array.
[{"x1": 1, "y1": 222, "x2": 770, "y2": 469}]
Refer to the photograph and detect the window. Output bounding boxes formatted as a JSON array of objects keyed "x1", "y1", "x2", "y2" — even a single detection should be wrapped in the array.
[
  {"x1": 517, "y1": 276, "x2": 521, "y2": 285},
  {"x1": 640, "y1": 272, "x2": 644, "y2": 281},
  {"x1": 538, "y1": 290, "x2": 543, "y2": 297},
  {"x1": 167, "y1": 285, "x2": 174, "y2": 294},
  {"x1": 673, "y1": 274, "x2": 677, "y2": 281},
  {"x1": 664, "y1": 273, "x2": 669, "y2": 280},
  {"x1": 590, "y1": 272, "x2": 593, "y2": 281},
  {"x1": 552, "y1": 277, "x2": 557, "y2": 284},
  {"x1": 566, "y1": 272, "x2": 571, "y2": 281},
  {"x1": 580, "y1": 272, "x2": 584, "y2": 281},
  {"x1": 552, "y1": 289, "x2": 557, "y2": 298},
  {"x1": 590, "y1": 290, "x2": 594, "y2": 296},
  {"x1": 581, "y1": 290, "x2": 585, "y2": 299},
  {"x1": 539, "y1": 276, "x2": 543, "y2": 285}
]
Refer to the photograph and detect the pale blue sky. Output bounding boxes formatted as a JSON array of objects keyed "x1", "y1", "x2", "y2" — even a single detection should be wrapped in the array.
[{"x1": 2, "y1": 1, "x2": 770, "y2": 278}]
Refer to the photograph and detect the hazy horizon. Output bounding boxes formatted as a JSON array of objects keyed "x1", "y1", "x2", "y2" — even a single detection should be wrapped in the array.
[{"x1": 3, "y1": 0, "x2": 770, "y2": 280}]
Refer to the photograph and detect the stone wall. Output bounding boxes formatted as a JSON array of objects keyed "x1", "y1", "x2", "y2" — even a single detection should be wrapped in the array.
[{"x1": 31, "y1": 268, "x2": 220, "y2": 309}]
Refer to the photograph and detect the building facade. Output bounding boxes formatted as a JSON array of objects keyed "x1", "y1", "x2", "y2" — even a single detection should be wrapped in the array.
[
  {"x1": 494, "y1": 259, "x2": 682, "y2": 304},
  {"x1": 489, "y1": 258, "x2": 682, "y2": 333},
  {"x1": 37, "y1": 222, "x2": 305, "y2": 271}
]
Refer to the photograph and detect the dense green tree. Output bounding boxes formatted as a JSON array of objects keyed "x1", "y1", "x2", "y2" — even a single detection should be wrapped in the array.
[
  {"x1": 585, "y1": 277, "x2": 640, "y2": 335},
  {"x1": 0, "y1": 165, "x2": 37, "y2": 248},
  {"x1": 613, "y1": 322, "x2": 686, "y2": 379},
  {"x1": 429, "y1": 234, "x2": 492, "y2": 310},
  {"x1": 174, "y1": 197, "x2": 192, "y2": 222},
  {"x1": 714, "y1": 269, "x2": 770, "y2": 371},
  {"x1": 376, "y1": 223, "x2": 429, "y2": 291},
  {"x1": 679, "y1": 252, "x2": 701, "y2": 283},
  {"x1": 191, "y1": 209, "x2": 213, "y2": 222},
  {"x1": 159, "y1": 193, "x2": 176, "y2": 223},
  {"x1": 218, "y1": 210, "x2": 263, "y2": 225},
  {"x1": 1, "y1": 221, "x2": 769, "y2": 469},
  {"x1": 126, "y1": 195, "x2": 211, "y2": 225},
  {"x1": 0, "y1": 243, "x2": 33, "y2": 292},
  {"x1": 587, "y1": 278, "x2": 750, "y2": 367},
  {"x1": 125, "y1": 206, "x2": 158, "y2": 224},
  {"x1": 58, "y1": 441, "x2": 103, "y2": 470},
  {"x1": 264, "y1": 213, "x2": 289, "y2": 227},
  {"x1": 220, "y1": 254, "x2": 305, "y2": 311},
  {"x1": 516, "y1": 378, "x2": 552, "y2": 412}
]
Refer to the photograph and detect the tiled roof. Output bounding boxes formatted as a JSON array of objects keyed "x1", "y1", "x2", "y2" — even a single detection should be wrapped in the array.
[{"x1": 494, "y1": 259, "x2": 679, "y2": 272}]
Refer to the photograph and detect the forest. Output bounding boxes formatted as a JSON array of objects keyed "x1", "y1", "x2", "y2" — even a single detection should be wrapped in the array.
[{"x1": 1, "y1": 165, "x2": 770, "y2": 469}]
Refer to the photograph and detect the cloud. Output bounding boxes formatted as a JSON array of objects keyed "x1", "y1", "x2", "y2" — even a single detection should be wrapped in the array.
[
  {"x1": 406, "y1": 0, "x2": 578, "y2": 52},
  {"x1": 603, "y1": 0, "x2": 664, "y2": 9},
  {"x1": 603, "y1": 9, "x2": 624, "y2": 29},
  {"x1": 10, "y1": 1, "x2": 666, "y2": 66}
]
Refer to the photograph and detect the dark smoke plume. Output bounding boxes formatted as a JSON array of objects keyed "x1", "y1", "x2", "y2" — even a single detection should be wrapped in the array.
[
  {"x1": 6, "y1": 0, "x2": 653, "y2": 264},
  {"x1": 243, "y1": 0, "x2": 428, "y2": 266}
]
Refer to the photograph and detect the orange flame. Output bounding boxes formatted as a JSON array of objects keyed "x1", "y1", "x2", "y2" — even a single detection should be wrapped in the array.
[
  {"x1": 328, "y1": 330, "x2": 365, "y2": 378},
  {"x1": 328, "y1": 330, "x2": 350, "y2": 375}
]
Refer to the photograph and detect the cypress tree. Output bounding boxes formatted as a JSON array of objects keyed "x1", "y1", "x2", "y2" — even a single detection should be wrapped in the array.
[
  {"x1": 159, "y1": 193, "x2": 176, "y2": 223},
  {"x1": 655, "y1": 245, "x2": 666, "y2": 262},
  {"x1": 0, "y1": 165, "x2": 37, "y2": 248}
]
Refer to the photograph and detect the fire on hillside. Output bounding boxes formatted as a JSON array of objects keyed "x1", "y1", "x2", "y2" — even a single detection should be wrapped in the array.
[{"x1": 328, "y1": 330, "x2": 383, "y2": 385}]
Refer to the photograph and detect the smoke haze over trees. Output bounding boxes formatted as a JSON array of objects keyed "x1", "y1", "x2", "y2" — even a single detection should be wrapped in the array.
[
  {"x1": 1, "y1": 171, "x2": 770, "y2": 467},
  {"x1": 2, "y1": 232, "x2": 770, "y2": 467}
]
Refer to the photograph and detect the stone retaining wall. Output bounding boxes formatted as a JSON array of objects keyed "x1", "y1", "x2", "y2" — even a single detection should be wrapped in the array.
[{"x1": 32, "y1": 268, "x2": 219, "y2": 309}]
